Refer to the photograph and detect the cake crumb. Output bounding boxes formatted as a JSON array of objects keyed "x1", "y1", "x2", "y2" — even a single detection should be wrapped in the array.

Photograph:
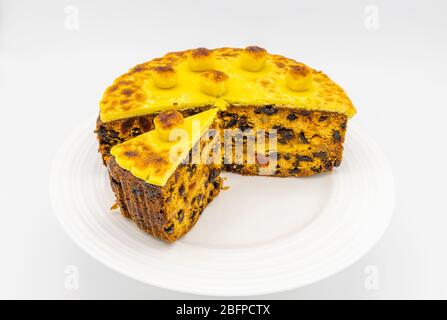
[{"x1": 110, "y1": 202, "x2": 119, "y2": 210}]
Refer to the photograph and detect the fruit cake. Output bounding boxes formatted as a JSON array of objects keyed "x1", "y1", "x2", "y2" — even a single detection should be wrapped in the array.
[
  {"x1": 95, "y1": 46, "x2": 356, "y2": 241},
  {"x1": 107, "y1": 108, "x2": 222, "y2": 241},
  {"x1": 96, "y1": 47, "x2": 355, "y2": 177}
]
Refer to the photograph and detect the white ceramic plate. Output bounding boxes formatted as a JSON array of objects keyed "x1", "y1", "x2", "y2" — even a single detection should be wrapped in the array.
[{"x1": 50, "y1": 116, "x2": 394, "y2": 296}]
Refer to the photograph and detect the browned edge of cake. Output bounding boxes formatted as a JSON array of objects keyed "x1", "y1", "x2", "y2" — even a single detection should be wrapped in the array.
[{"x1": 106, "y1": 127, "x2": 223, "y2": 242}]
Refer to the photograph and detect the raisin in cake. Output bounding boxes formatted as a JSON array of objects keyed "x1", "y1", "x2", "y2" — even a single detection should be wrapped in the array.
[{"x1": 107, "y1": 109, "x2": 222, "y2": 242}]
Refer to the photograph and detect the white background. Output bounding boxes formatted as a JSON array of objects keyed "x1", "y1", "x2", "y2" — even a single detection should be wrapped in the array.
[{"x1": 1, "y1": 0, "x2": 446, "y2": 299}]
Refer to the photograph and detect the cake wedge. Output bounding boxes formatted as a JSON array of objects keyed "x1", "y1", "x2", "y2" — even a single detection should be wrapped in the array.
[{"x1": 107, "y1": 108, "x2": 222, "y2": 242}]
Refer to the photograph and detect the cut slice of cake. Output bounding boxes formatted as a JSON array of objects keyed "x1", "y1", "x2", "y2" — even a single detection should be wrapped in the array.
[{"x1": 107, "y1": 108, "x2": 222, "y2": 242}]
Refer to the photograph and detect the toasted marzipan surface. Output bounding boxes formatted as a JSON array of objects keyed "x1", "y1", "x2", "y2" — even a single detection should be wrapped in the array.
[
  {"x1": 110, "y1": 108, "x2": 218, "y2": 187},
  {"x1": 107, "y1": 137, "x2": 222, "y2": 242},
  {"x1": 99, "y1": 47, "x2": 356, "y2": 122}
]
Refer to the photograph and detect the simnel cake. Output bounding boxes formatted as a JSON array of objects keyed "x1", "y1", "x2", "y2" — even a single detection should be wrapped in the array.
[{"x1": 96, "y1": 46, "x2": 356, "y2": 242}]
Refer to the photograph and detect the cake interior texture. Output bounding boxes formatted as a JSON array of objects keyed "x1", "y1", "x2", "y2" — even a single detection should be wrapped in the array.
[
  {"x1": 220, "y1": 105, "x2": 346, "y2": 176},
  {"x1": 97, "y1": 105, "x2": 347, "y2": 177}
]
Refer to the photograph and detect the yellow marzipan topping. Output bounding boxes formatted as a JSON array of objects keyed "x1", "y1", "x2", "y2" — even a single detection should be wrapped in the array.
[
  {"x1": 110, "y1": 108, "x2": 218, "y2": 187},
  {"x1": 100, "y1": 47, "x2": 356, "y2": 123}
]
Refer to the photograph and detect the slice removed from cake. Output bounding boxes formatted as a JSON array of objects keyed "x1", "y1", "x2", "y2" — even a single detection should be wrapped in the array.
[{"x1": 107, "y1": 108, "x2": 222, "y2": 242}]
